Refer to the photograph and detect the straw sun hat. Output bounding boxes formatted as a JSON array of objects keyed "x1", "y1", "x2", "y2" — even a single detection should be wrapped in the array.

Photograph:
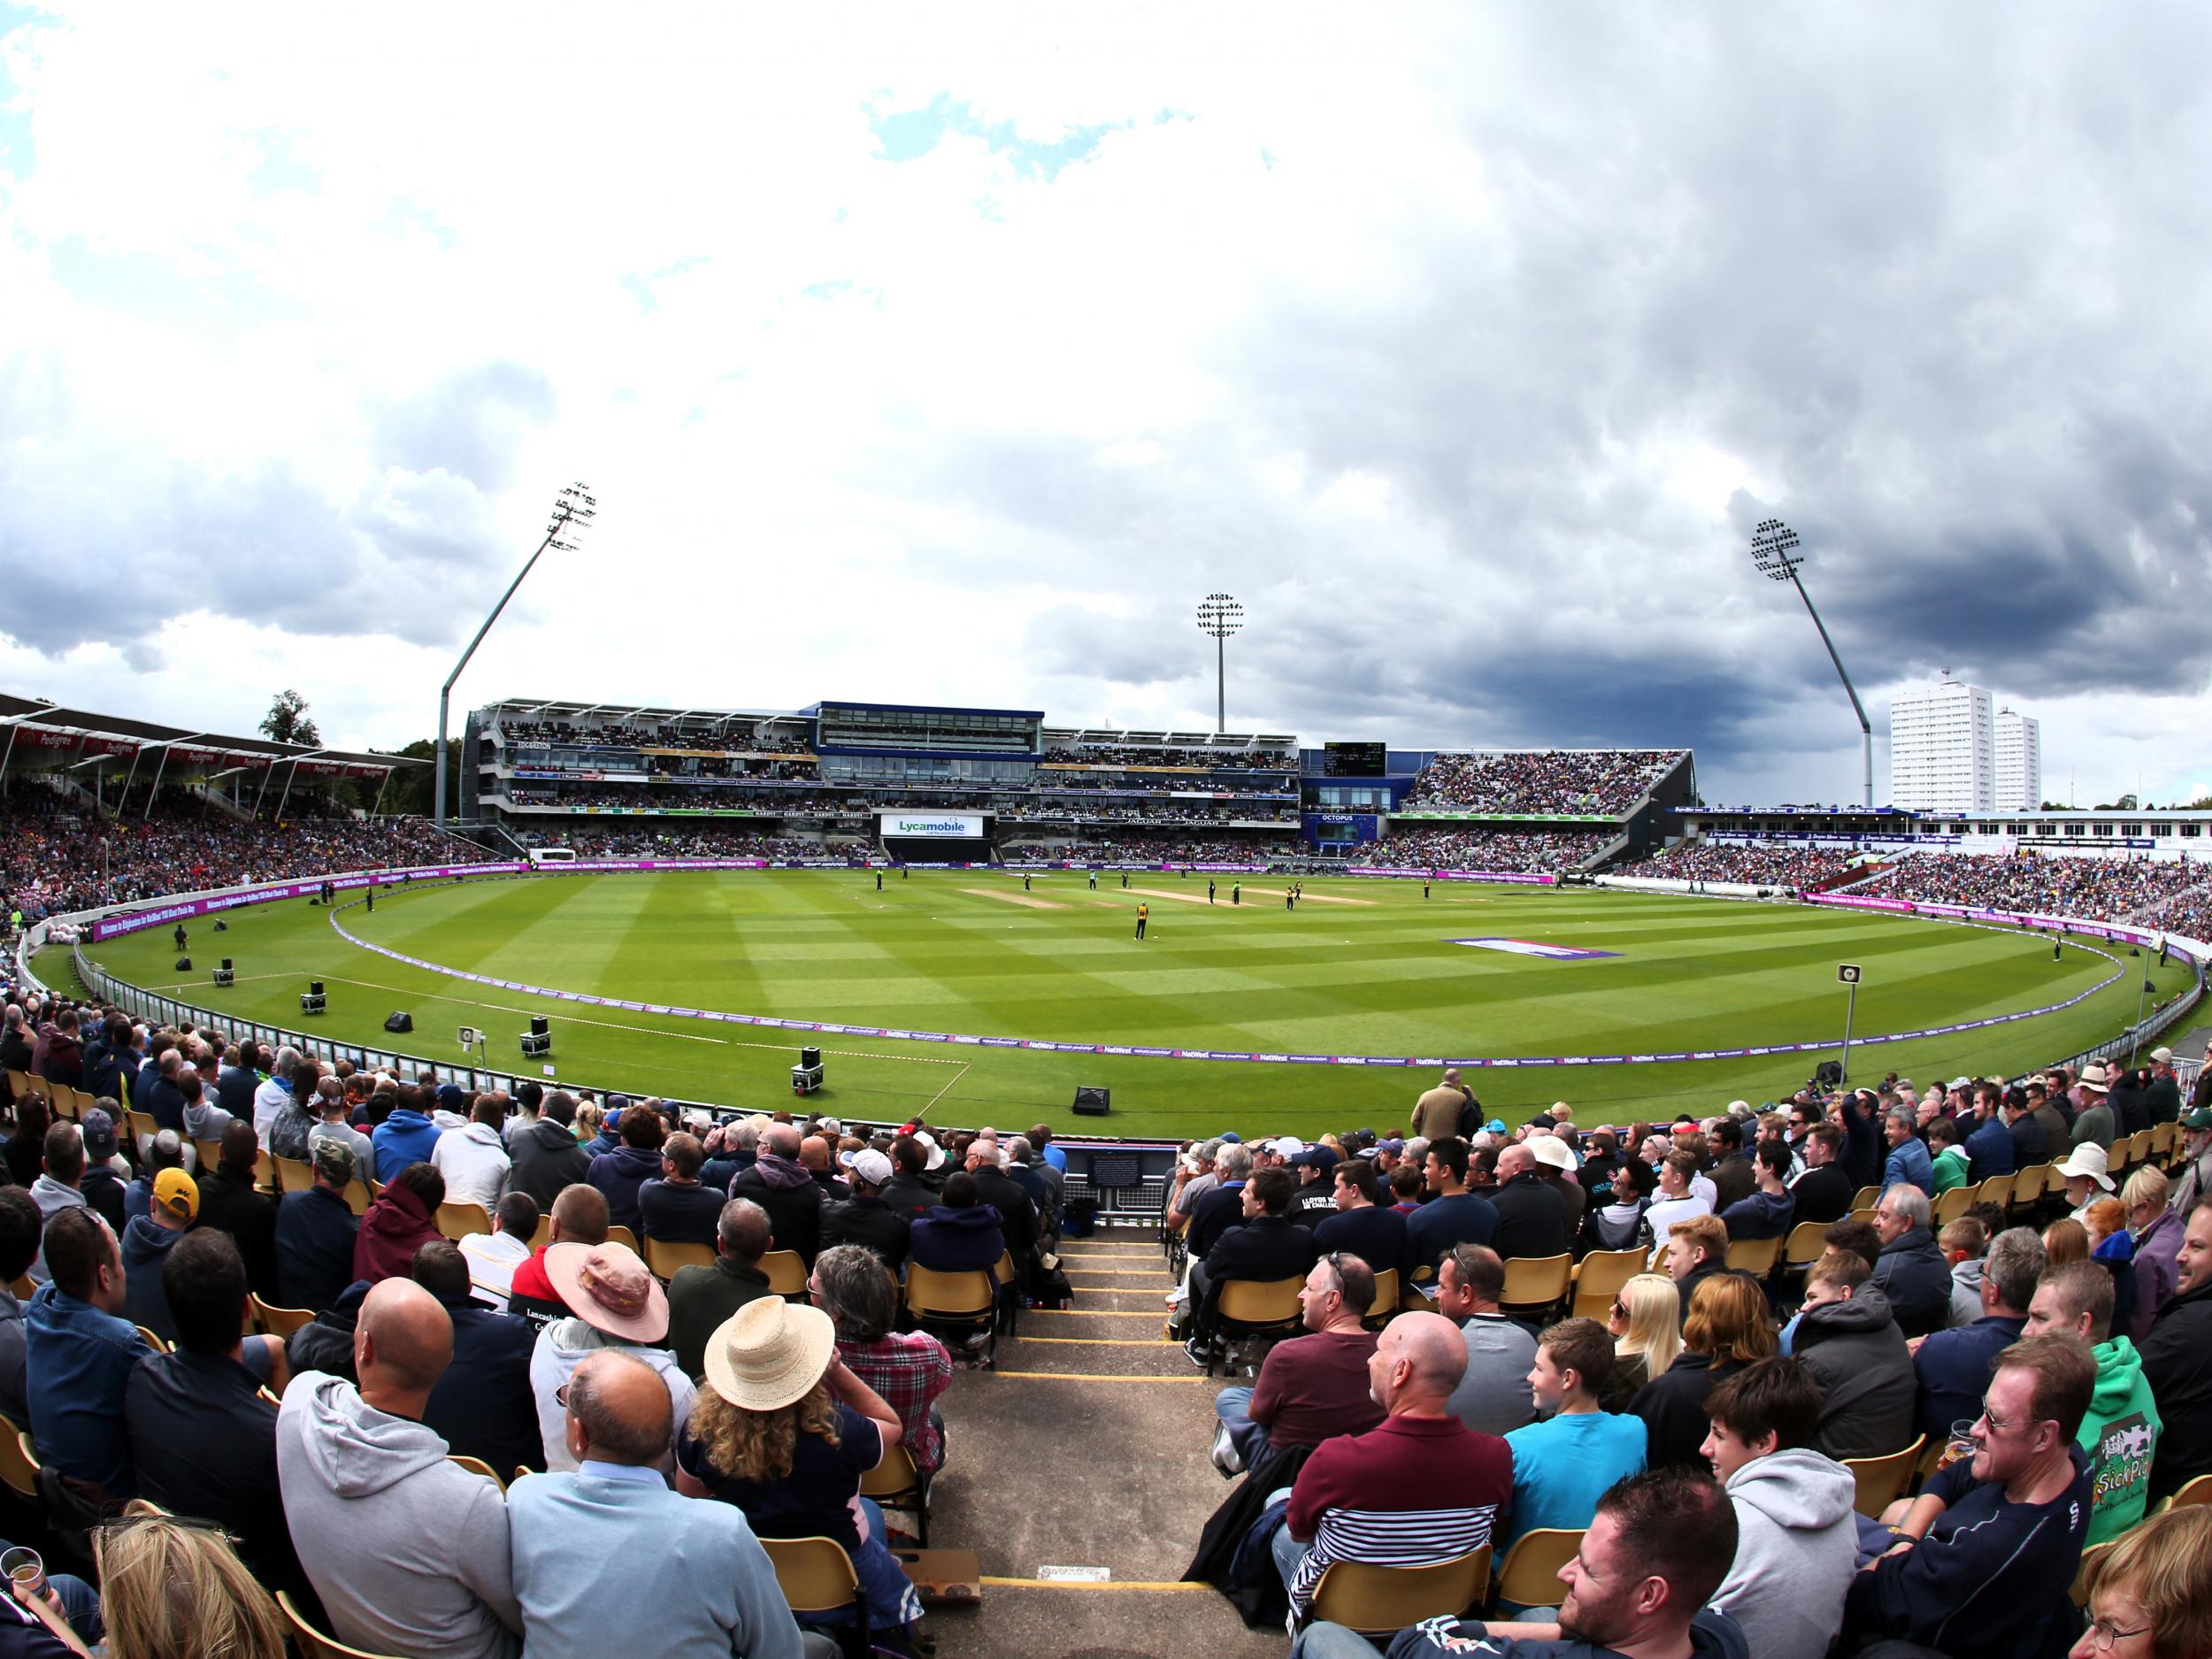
[{"x1": 703, "y1": 1296, "x2": 836, "y2": 1412}]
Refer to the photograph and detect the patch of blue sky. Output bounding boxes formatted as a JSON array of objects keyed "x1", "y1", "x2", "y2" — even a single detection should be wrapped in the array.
[
  {"x1": 866, "y1": 91, "x2": 1125, "y2": 182},
  {"x1": 619, "y1": 253, "x2": 711, "y2": 314},
  {"x1": 0, "y1": 0, "x2": 55, "y2": 180},
  {"x1": 46, "y1": 233, "x2": 308, "y2": 332}
]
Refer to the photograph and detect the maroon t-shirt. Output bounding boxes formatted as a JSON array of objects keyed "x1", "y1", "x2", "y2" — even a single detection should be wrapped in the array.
[{"x1": 1249, "y1": 1329, "x2": 1385, "y2": 1448}]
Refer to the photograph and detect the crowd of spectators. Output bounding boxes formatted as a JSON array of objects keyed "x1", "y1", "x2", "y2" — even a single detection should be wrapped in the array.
[
  {"x1": 1363, "y1": 830, "x2": 1601, "y2": 872},
  {"x1": 495, "y1": 718, "x2": 813, "y2": 757},
  {"x1": 1883, "y1": 851, "x2": 2212, "y2": 926},
  {"x1": 1617, "y1": 840, "x2": 1870, "y2": 888},
  {"x1": 997, "y1": 834, "x2": 1298, "y2": 864},
  {"x1": 1041, "y1": 744, "x2": 1294, "y2": 771},
  {"x1": 1, "y1": 792, "x2": 463, "y2": 929},
  {"x1": 1403, "y1": 749, "x2": 1686, "y2": 814},
  {"x1": 509, "y1": 828, "x2": 866, "y2": 860},
  {"x1": 1171, "y1": 1058, "x2": 2212, "y2": 1655}
]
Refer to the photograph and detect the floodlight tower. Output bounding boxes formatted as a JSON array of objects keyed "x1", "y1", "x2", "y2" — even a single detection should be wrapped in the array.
[
  {"x1": 1750, "y1": 518, "x2": 1872, "y2": 809},
  {"x1": 1195, "y1": 593, "x2": 1243, "y2": 735},
  {"x1": 434, "y1": 483, "x2": 596, "y2": 830}
]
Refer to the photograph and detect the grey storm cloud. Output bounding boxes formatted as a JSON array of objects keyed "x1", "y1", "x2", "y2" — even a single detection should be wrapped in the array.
[{"x1": 0, "y1": 357, "x2": 554, "y2": 658}]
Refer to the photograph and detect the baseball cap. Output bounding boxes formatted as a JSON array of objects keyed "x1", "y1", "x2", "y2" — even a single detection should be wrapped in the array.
[
  {"x1": 2185, "y1": 1108, "x2": 2212, "y2": 1131},
  {"x1": 1290, "y1": 1145, "x2": 1339, "y2": 1172},
  {"x1": 842, "y1": 1148, "x2": 894, "y2": 1186},
  {"x1": 80, "y1": 1108, "x2": 119, "y2": 1161},
  {"x1": 153, "y1": 1169, "x2": 200, "y2": 1223},
  {"x1": 311, "y1": 1139, "x2": 357, "y2": 1183},
  {"x1": 1217, "y1": 1131, "x2": 1241, "y2": 1144},
  {"x1": 1268, "y1": 1136, "x2": 1305, "y2": 1157},
  {"x1": 1484, "y1": 1119, "x2": 1507, "y2": 1135}
]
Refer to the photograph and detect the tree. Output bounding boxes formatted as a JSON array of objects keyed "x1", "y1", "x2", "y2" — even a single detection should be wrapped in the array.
[
  {"x1": 260, "y1": 689, "x2": 321, "y2": 748},
  {"x1": 372, "y1": 739, "x2": 444, "y2": 817}
]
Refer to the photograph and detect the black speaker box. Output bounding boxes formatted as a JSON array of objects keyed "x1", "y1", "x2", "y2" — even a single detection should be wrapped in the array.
[
  {"x1": 220, "y1": 958, "x2": 234, "y2": 972},
  {"x1": 801, "y1": 1047, "x2": 822, "y2": 1071},
  {"x1": 1071, "y1": 1086, "x2": 1111, "y2": 1117},
  {"x1": 174, "y1": 957, "x2": 191, "y2": 971},
  {"x1": 530, "y1": 1015, "x2": 549, "y2": 1038},
  {"x1": 384, "y1": 1011, "x2": 414, "y2": 1033}
]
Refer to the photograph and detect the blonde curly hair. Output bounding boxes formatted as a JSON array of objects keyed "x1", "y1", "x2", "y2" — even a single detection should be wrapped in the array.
[{"x1": 689, "y1": 1381, "x2": 841, "y2": 1484}]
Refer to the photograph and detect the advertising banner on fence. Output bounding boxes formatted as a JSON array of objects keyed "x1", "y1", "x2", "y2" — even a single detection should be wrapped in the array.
[{"x1": 880, "y1": 811, "x2": 986, "y2": 839}]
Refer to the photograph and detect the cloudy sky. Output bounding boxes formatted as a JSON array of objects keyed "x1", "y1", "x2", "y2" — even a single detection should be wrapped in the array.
[{"x1": 4, "y1": 4, "x2": 2209, "y2": 806}]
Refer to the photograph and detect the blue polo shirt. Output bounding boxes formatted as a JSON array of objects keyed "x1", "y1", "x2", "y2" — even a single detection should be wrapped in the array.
[{"x1": 25, "y1": 1282, "x2": 156, "y2": 1495}]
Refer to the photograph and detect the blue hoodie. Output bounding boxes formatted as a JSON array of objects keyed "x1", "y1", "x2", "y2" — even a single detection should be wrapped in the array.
[
  {"x1": 1720, "y1": 1187, "x2": 1794, "y2": 1241},
  {"x1": 370, "y1": 1110, "x2": 442, "y2": 1184},
  {"x1": 1882, "y1": 1135, "x2": 1933, "y2": 1196},
  {"x1": 120, "y1": 1216, "x2": 190, "y2": 1342},
  {"x1": 910, "y1": 1204, "x2": 1007, "y2": 1276},
  {"x1": 586, "y1": 1145, "x2": 663, "y2": 1233}
]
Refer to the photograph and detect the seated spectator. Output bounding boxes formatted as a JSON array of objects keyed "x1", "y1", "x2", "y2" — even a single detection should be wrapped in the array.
[
  {"x1": 1719, "y1": 1141, "x2": 1793, "y2": 1240},
  {"x1": 1590, "y1": 1157, "x2": 1656, "y2": 1250},
  {"x1": 1697, "y1": 1357, "x2": 1856, "y2": 1659},
  {"x1": 677, "y1": 1298, "x2": 925, "y2": 1642},
  {"x1": 1641, "y1": 1151, "x2": 1714, "y2": 1260},
  {"x1": 818, "y1": 1149, "x2": 911, "y2": 1270},
  {"x1": 1881, "y1": 1107, "x2": 1935, "y2": 1195},
  {"x1": 266, "y1": 1069, "x2": 326, "y2": 1163},
  {"x1": 1312, "y1": 1156, "x2": 1409, "y2": 1276},
  {"x1": 26, "y1": 1208, "x2": 155, "y2": 1501},
  {"x1": 2123, "y1": 1165, "x2": 2181, "y2": 1338},
  {"x1": 586, "y1": 1105, "x2": 664, "y2": 1236},
  {"x1": 506, "y1": 1184, "x2": 611, "y2": 1331},
  {"x1": 1501, "y1": 1317, "x2": 1648, "y2": 1551},
  {"x1": 1965, "y1": 1097, "x2": 2016, "y2": 1184},
  {"x1": 1929, "y1": 1116, "x2": 1972, "y2": 1194},
  {"x1": 73, "y1": 1110, "x2": 127, "y2": 1234},
  {"x1": 728, "y1": 1123, "x2": 823, "y2": 1264},
  {"x1": 529, "y1": 1240, "x2": 695, "y2": 1473},
  {"x1": 1791, "y1": 1251, "x2": 1916, "y2": 1460},
  {"x1": 125, "y1": 1229, "x2": 299, "y2": 1595},
  {"x1": 1272, "y1": 1311, "x2": 1512, "y2": 1621},
  {"x1": 1915, "y1": 1225, "x2": 2042, "y2": 1440},
  {"x1": 910, "y1": 1171, "x2": 1010, "y2": 1279},
  {"x1": 196, "y1": 1120, "x2": 278, "y2": 1298},
  {"x1": 1942, "y1": 1214, "x2": 1992, "y2": 1328},
  {"x1": 119, "y1": 1170, "x2": 196, "y2": 1343},
  {"x1": 308, "y1": 1081, "x2": 374, "y2": 1180},
  {"x1": 368, "y1": 1090, "x2": 441, "y2": 1185},
  {"x1": 967, "y1": 1140, "x2": 1040, "y2": 1268},
  {"x1": 638, "y1": 1133, "x2": 725, "y2": 1248},
  {"x1": 810, "y1": 1244, "x2": 953, "y2": 1478},
  {"x1": 27, "y1": 1120, "x2": 89, "y2": 1287},
  {"x1": 413, "y1": 1241, "x2": 544, "y2": 1481},
  {"x1": 1488, "y1": 1143, "x2": 1571, "y2": 1262},
  {"x1": 459, "y1": 1192, "x2": 539, "y2": 1311},
  {"x1": 1605, "y1": 1272, "x2": 1682, "y2": 1409},
  {"x1": 1185, "y1": 1167, "x2": 1321, "y2": 1363},
  {"x1": 1214, "y1": 1253, "x2": 1382, "y2": 1466},
  {"x1": 2139, "y1": 1194, "x2": 2212, "y2": 1502},
  {"x1": 121, "y1": 1130, "x2": 185, "y2": 1227},
  {"x1": 1432, "y1": 1243, "x2": 1535, "y2": 1434},
  {"x1": 4, "y1": 1092, "x2": 48, "y2": 1191},
  {"x1": 0, "y1": 1189, "x2": 39, "y2": 1429},
  {"x1": 73, "y1": 1503, "x2": 285, "y2": 1659},
  {"x1": 2021, "y1": 1259, "x2": 2161, "y2": 1547},
  {"x1": 505, "y1": 1090, "x2": 590, "y2": 1210},
  {"x1": 1185, "y1": 1143, "x2": 1254, "y2": 1260},
  {"x1": 2070, "y1": 1504, "x2": 2212, "y2": 1659},
  {"x1": 277, "y1": 1279, "x2": 523, "y2": 1659},
  {"x1": 1304, "y1": 1467, "x2": 1744, "y2": 1659},
  {"x1": 877, "y1": 1133, "x2": 939, "y2": 1220},
  {"x1": 1632, "y1": 1271, "x2": 1774, "y2": 1470},
  {"x1": 1844, "y1": 1334, "x2": 2093, "y2": 1659},
  {"x1": 1286, "y1": 1146, "x2": 1343, "y2": 1226},
  {"x1": 353, "y1": 1162, "x2": 444, "y2": 1285},
  {"x1": 433, "y1": 1096, "x2": 512, "y2": 1211},
  {"x1": 1404, "y1": 1138, "x2": 1500, "y2": 1282},
  {"x1": 668, "y1": 1199, "x2": 778, "y2": 1380},
  {"x1": 273, "y1": 1140, "x2": 363, "y2": 1317},
  {"x1": 1787, "y1": 1122, "x2": 1855, "y2": 1225},
  {"x1": 509, "y1": 1348, "x2": 815, "y2": 1659},
  {"x1": 1387, "y1": 1162, "x2": 1425, "y2": 1215},
  {"x1": 1663, "y1": 1212, "x2": 1731, "y2": 1329},
  {"x1": 1870, "y1": 1185, "x2": 1952, "y2": 1338}
]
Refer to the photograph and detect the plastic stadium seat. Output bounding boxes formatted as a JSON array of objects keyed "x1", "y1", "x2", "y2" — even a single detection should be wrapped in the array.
[
  {"x1": 134, "y1": 1325, "x2": 170, "y2": 1354},
  {"x1": 2008, "y1": 1164, "x2": 2048, "y2": 1218},
  {"x1": 2164, "y1": 1472, "x2": 2212, "y2": 1512},
  {"x1": 761, "y1": 1249, "x2": 808, "y2": 1298},
  {"x1": 1364, "y1": 1268, "x2": 1401, "y2": 1327},
  {"x1": 0, "y1": 1428, "x2": 39, "y2": 1502},
  {"x1": 447, "y1": 1455, "x2": 505, "y2": 1490},
  {"x1": 1932, "y1": 1187, "x2": 1975, "y2": 1227},
  {"x1": 343, "y1": 1179, "x2": 373, "y2": 1217},
  {"x1": 255, "y1": 1148, "x2": 280, "y2": 1194},
  {"x1": 1724, "y1": 1236, "x2": 1783, "y2": 1276},
  {"x1": 643, "y1": 1237, "x2": 716, "y2": 1280},
  {"x1": 250, "y1": 1294, "x2": 315, "y2": 1340},
  {"x1": 1848, "y1": 1186, "x2": 1881, "y2": 1213},
  {"x1": 858, "y1": 1440, "x2": 930, "y2": 1546},
  {"x1": 1492, "y1": 1528, "x2": 1581, "y2": 1609},
  {"x1": 1208, "y1": 1275, "x2": 1306, "y2": 1374},
  {"x1": 124, "y1": 1108, "x2": 159, "y2": 1151},
  {"x1": 606, "y1": 1225, "x2": 639, "y2": 1253},
  {"x1": 3, "y1": 1071, "x2": 30, "y2": 1106},
  {"x1": 1973, "y1": 1176, "x2": 2014, "y2": 1210},
  {"x1": 274, "y1": 1156, "x2": 314, "y2": 1195},
  {"x1": 279, "y1": 1591, "x2": 409, "y2": 1659},
  {"x1": 1843, "y1": 1434, "x2": 1926, "y2": 1518},
  {"x1": 760, "y1": 1535, "x2": 869, "y2": 1651},
  {"x1": 192, "y1": 1137, "x2": 224, "y2": 1173},
  {"x1": 906, "y1": 1264, "x2": 995, "y2": 1368},
  {"x1": 434, "y1": 1201, "x2": 493, "y2": 1242},
  {"x1": 529, "y1": 1214, "x2": 555, "y2": 1252},
  {"x1": 1307, "y1": 1547, "x2": 1490, "y2": 1636},
  {"x1": 1571, "y1": 1248, "x2": 1645, "y2": 1320},
  {"x1": 2070, "y1": 1540, "x2": 2113, "y2": 1608},
  {"x1": 1781, "y1": 1220, "x2": 1829, "y2": 1271},
  {"x1": 1500, "y1": 1253, "x2": 1572, "y2": 1316}
]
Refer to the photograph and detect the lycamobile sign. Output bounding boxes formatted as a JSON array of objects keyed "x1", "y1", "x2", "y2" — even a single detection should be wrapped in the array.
[{"x1": 880, "y1": 811, "x2": 986, "y2": 839}]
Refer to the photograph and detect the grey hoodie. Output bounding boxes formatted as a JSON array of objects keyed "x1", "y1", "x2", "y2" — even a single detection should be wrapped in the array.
[
  {"x1": 275, "y1": 1371, "x2": 521, "y2": 1659},
  {"x1": 1948, "y1": 1254, "x2": 1985, "y2": 1329},
  {"x1": 1711, "y1": 1448, "x2": 1859, "y2": 1659},
  {"x1": 27, "y1": 1175, "x2": 87, "y2": 1286}
]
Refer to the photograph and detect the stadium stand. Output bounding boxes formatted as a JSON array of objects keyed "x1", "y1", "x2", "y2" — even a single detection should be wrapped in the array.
[{"x1": 1402, "y1": 749, "x2": 1686, "y2": 815}]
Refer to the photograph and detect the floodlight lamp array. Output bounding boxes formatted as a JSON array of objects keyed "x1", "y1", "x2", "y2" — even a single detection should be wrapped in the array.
[
  {"x1": 1196, "y1": 593, "x2": 1243, "y2": 639},
  {"x1": 1749, "y1": 518, "x2": 1801, "y2": 582},
  {"x1": 549, "y1": 482, "x2": 597, "y2": 552}
]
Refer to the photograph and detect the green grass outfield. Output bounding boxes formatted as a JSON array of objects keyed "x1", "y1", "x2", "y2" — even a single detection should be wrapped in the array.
[{"x1": 74, "y1": 871, "x2": 2195, "y2": 1141}]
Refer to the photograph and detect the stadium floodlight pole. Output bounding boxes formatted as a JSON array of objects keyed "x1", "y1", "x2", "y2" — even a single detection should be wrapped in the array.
[
  {"x1": 434, "y1": 483, "x2": 596, "y2": 829},
  {"x1": 1196, "y1": 592, "x2": 1243, "y2": 735},
  {"x1": 1750, "y1": 518, "x2": 1872, "y2": 809}
]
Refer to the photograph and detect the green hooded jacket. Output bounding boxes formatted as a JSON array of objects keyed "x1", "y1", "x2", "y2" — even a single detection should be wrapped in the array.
[{"x1": 2079, "y1": 1334, "x2": 2161, "y2": 1545}]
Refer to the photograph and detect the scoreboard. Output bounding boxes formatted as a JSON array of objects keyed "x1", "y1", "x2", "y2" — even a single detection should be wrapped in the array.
[{"x1": 1323, "y1": 741, "x2": 1387, "y2": 777}]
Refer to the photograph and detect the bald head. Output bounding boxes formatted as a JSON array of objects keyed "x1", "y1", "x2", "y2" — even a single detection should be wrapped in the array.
[
  {"x1": 550, "y1": 1183, "x2": 610, "y2": 1246},
  {"x1": 355, "y1": 1279, "x2": 454, "y2": 1409},
  {"x1": 565, "y1": 1349, "x2": 672, "y2": 1466},
  {"x1": 762, "y1": 1124, "x2": 801, "y2": 1160},
  {"x1": 1374, "y1": 1310, "x2": 1469, "y2": 1413},
  {"x1": 798, "y1": 1135, "x2": 831, "y2": 1172},
  {"x1": 1496, "y1": 1145, "x2": 1534, "y2": 1181}
]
